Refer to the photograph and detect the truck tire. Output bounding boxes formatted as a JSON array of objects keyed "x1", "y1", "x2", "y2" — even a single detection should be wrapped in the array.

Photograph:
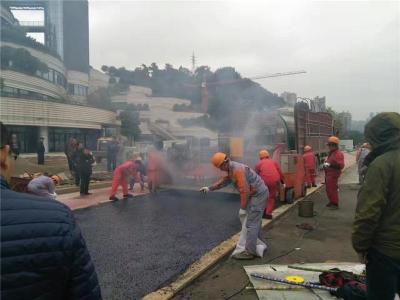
[{"x1": 285, "y1": 188, "x2": 295, "y2": 204}]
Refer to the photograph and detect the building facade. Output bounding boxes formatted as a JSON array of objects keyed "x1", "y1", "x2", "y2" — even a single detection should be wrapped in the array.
[{"x1": 0, "y1": 1, "x2": 119, "y2": 153}]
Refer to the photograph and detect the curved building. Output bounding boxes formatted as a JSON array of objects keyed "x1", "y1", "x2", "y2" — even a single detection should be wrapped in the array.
[{"x1": 0, "y1": 1, "x2": 119, "y2": 152}]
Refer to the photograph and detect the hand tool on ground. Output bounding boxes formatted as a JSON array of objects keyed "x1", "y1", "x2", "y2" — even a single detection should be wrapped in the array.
[
  {"x1": 245, "y1": 286, "x2": 304, "y2": 291},
  {"x1": 250, "y1": 273, "x2": 338, "y2": 292},
  {"x1": 288, "y1": 265, "x2": 366, "y2": 280}
]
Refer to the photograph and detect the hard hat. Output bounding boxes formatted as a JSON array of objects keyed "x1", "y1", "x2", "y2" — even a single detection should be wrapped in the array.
[
  {"x1": 259, "y1": 149, "x2": 269, "y2": 159},
  {"x1": 211, "y1": 152, "x2": 228, "y2": 168},
  {"x1": 51, "y1": 175, "x2": 61, "y2": 185},
  {"x1": 327, "y1": 136, "x2": 340, "y2": 145},
  {"x1": 304, "y1": 145, "x2": 312, "y2": 152}
]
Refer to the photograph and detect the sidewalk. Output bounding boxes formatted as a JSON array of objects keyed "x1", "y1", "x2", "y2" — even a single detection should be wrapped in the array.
[
  {"x1": 57, "y1": 184, "x2": 148, "y2": 210},
  {"x1": 174, "y1": 164, "x2": 360, "y2": 300}
]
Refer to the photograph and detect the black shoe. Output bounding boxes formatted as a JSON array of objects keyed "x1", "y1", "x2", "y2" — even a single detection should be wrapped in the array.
[
  {"x1": 263, "y1": 213, "x2": 273, "y2": 220},
  {"x1": 85, "y1": 192, "x2": 92, "y2": 195},
  {"x1": 326, "y1": 202, "x2": 333, "y2": 207},
  {"x1": 109, "y1": 196, "x2": 119, "y2": 202},
  {"x1": 312, "y1": 184, "x2": 317, "y2": 187},
  {"x1": 328, "y1": 204, "x2": 339, "y2": 210},
  {"x1": 123, "y1": 194, "x2": 134, "y2": 199}
]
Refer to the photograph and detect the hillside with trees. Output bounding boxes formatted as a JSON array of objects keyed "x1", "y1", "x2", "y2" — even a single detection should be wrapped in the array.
[{"x1": 101, "y1": 63, "x2": 284, "y2": 132}]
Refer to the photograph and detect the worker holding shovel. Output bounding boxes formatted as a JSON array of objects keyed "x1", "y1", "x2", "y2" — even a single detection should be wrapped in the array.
[{"x1": 200, "y1": 152, "x2": 268, "y2": 260}]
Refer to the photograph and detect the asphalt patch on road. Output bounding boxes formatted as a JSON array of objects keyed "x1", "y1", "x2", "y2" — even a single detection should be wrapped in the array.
[{"x1": 74, "y1": 189, "x2": 241, "y2": 300}]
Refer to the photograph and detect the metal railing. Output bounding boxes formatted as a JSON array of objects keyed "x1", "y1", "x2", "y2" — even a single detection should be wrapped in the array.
[{"x1": 18, "y1": 21, "x2": 45, "y2": 27}]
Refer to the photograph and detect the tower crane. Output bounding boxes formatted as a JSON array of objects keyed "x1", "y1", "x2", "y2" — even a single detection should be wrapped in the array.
[{"x1": 186, "y1": 70, "x2": 307, "y2": 112}]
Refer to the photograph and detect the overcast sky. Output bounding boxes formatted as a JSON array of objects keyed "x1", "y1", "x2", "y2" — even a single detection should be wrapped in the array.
[{"x1": 89, "y1": 0, "x2": 400, "y2": 120}]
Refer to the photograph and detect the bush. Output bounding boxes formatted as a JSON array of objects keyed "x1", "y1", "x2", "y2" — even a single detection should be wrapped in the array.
[
  {"x1": 1, "y1": 46, "x2": 48, "y2": 75},
  {"x1": 0, "y1": 26, "x2": 60, "y2": 59}
]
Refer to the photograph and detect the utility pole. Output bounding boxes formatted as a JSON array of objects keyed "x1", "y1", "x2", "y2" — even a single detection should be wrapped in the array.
[{"x1": 191, "y1": 51, "x2": 196, "y2": 73}]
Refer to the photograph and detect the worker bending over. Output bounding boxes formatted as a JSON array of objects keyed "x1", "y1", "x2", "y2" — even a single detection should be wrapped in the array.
[
  {"x1": 200, "y1": 152, "x2": 268, "y2": 260},
  {"x1": 255, "y1": 150, "x2": 285, "y2": 219},
  {"x1": 324, "y1": 136, "x2": 345, "y2": 209},
  {"x1": 303, "y1": 145, "x2": 317, "y2": 188},
  {"x1": 27, "y1": 175, "x2": 61, "y2": 200},
  {"x1": 109, "y1": 159, "x2": 139, "y2": 201}
]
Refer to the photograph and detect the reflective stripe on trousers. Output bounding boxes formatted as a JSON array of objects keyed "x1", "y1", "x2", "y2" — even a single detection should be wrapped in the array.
[{"x1": 246, "y1": 189, "x2": 268, "y2": 254}]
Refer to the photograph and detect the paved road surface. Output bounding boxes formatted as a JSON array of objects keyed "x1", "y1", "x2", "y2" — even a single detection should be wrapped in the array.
[{"x1": 75, "y1": 190, "x2": 241, "y2": 299}]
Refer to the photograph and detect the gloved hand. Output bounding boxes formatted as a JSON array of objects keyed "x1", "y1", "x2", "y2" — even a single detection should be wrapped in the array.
[
  {"x1": 239, "y1": 208, "x2": 247, "y2": 217},
  {"x1": 323, "y1": 162, "x2": 330, "y2": 168},
  {"x1": 238, "y1": 208, "x2": 247, "y2": 222},
  {"x1": 200, "y1": 187, "x2": 210, "y2": 193}
]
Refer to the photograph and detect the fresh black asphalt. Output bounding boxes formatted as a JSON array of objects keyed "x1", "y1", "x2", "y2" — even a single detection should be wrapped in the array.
[{"x1": 74, "y1": 189, "x2": 241, "y2": 300}]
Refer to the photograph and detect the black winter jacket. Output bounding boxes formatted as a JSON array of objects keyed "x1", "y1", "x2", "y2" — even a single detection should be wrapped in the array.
[{"x1": 0, "y1": 177, "x2": 102, "y2": 300}]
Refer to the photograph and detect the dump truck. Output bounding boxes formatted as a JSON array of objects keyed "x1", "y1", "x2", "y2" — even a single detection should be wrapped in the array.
[{"x1": 219, "y1": 101, "x2": 334, "y2": 203}]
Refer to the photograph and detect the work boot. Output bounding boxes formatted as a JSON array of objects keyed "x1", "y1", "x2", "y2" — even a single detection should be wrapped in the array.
[
  {"x1": 263, "y1": 213, "x2": 273, "y2": 220},
  {"x1": 123, "y1": 193, "x2": 134, "y2": 199},
  {"x1": 326, "y1": 202, "x2": 333, "y2": 207},
  {"x1": 109, "y1": 196, "x2": 119, "y2": 202},
  {"x1": 312, "y1": 184, "x2": 317, "y2": 187},
  {"x1": 328, "y1": 204, "x2": 339, "y2": 210},
  {"x1": 232, "y1": 250, "x2": 256, "y2": 260}
]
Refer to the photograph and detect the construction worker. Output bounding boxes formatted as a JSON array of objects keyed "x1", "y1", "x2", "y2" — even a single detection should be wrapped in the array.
[
  {"x1": 324, "y1": 136, "x2": 345, "y2": 209},
  {"x1": 200, "y1": 152, "x2": 268, "y2": 260},
  {"x1": 303, "y1": 145, "x2": 317, "y2": 188},
  {"x1": 27, "y1": 175, "x2": 61, "y2": 200},
  {"x1": 352, "y1": 112, "x2": 400, "y2": 300},
  {"x1": 356, "y1": 143, "x2": 370, "y2": 184},
  {"x1": 109, "y1": 159, "x2": 138, "y2": 201},
  {"x1": 255, "y1": 149, "x2": 285, "y2": 219},
  {"x1": 147, "y1": 149, "x2": 162, "y2": 193}
]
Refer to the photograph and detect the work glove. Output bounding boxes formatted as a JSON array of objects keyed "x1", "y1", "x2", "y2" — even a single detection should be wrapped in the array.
[
  {"x1": 323, "y1": 162, "x2": 330, "y2": 168},
  {"x1": 200, "y1": 187, "x2": 210, "y2": 193},
  {"x1": 238, "y1": 208, "x2": 247, "y2": 222}
]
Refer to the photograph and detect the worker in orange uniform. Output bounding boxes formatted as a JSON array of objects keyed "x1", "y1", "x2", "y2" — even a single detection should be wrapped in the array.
[
  {"x1": 147, "y1": 149, "x2": 163, "y2": 193},
  {"x1": 303, "y1": 145, "x2": 317, "y2": 188},
  {"x1": 324, "y1": 136, "x2": 345, "y2": 209},
  {"x1": 109, "y1": 160, "x2": 138, "y2": 201},
  {"x1": 255, "y1": 150, "x2": 285, "y2": 220},
  {"x1": 200, "y1": 152, "x2": 268, "y2": 260}
]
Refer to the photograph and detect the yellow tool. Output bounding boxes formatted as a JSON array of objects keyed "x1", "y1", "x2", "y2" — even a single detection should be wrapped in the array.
[{"x1": 285, "y1": 275, "x2": 305, "y2": 283}]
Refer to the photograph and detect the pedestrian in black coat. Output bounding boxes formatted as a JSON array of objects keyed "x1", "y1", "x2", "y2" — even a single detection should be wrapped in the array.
[
  {"x1": 107, "y1": 138, "x2": 119, "y2": 172},
  {"x1": 10, "y1": 134, "x2": 20, "y2": 160},
  {"x1": 71, "y1": 143, "x2": 84, "y2": 186},
  {"x1": 0, "y1": 122, "x2": 102, "y2": 300},
  {"x1": 77, "y1": 148, "x2": 95, "y2": 196},
  {"x1": 37, "y1": 137, "x2": 45, "y2": 165}
]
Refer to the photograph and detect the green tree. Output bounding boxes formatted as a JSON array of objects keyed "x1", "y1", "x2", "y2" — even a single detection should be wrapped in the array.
[{"x1": 119, "y1": 110, "x2": 141, "y2": 144}]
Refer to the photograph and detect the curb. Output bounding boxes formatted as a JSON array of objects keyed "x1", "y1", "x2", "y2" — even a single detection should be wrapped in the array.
[
  {"x1": 57, "y1": 181, "x2": 112, "y2": 195},
  {"x1": 142, "y1": 185, "x2": 323, "y2": 300}
]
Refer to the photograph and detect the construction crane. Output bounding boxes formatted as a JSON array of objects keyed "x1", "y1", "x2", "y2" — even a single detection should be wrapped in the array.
[{"x1": 186, "y1": 70, "x2": 307, "y2": 113}]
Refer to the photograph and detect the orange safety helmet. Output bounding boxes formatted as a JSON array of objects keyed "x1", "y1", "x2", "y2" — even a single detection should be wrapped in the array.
[
  {"x1": 51, "y1": 175, "x2": 61, "y2": 185},
  {"x1": 259, "y1": 149, "x2": 270, "y2": 159},
  {"x1": 327, "y1": 136, "x2": 340, "y2": 145},
  {"x1": 304, "y1": 145, "x2": 312, "y2": 152},
  {"x1": 211, "y1": 152, "x2": 228, "y2": 168}
]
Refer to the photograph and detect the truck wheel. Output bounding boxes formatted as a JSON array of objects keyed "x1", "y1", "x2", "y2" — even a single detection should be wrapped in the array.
[
  {"x1": 285, "y1": 188, "x2": 295, "y2": 204},
  {"x1": 276, "y1": 188, "x2": 281, "y2": 202}
]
